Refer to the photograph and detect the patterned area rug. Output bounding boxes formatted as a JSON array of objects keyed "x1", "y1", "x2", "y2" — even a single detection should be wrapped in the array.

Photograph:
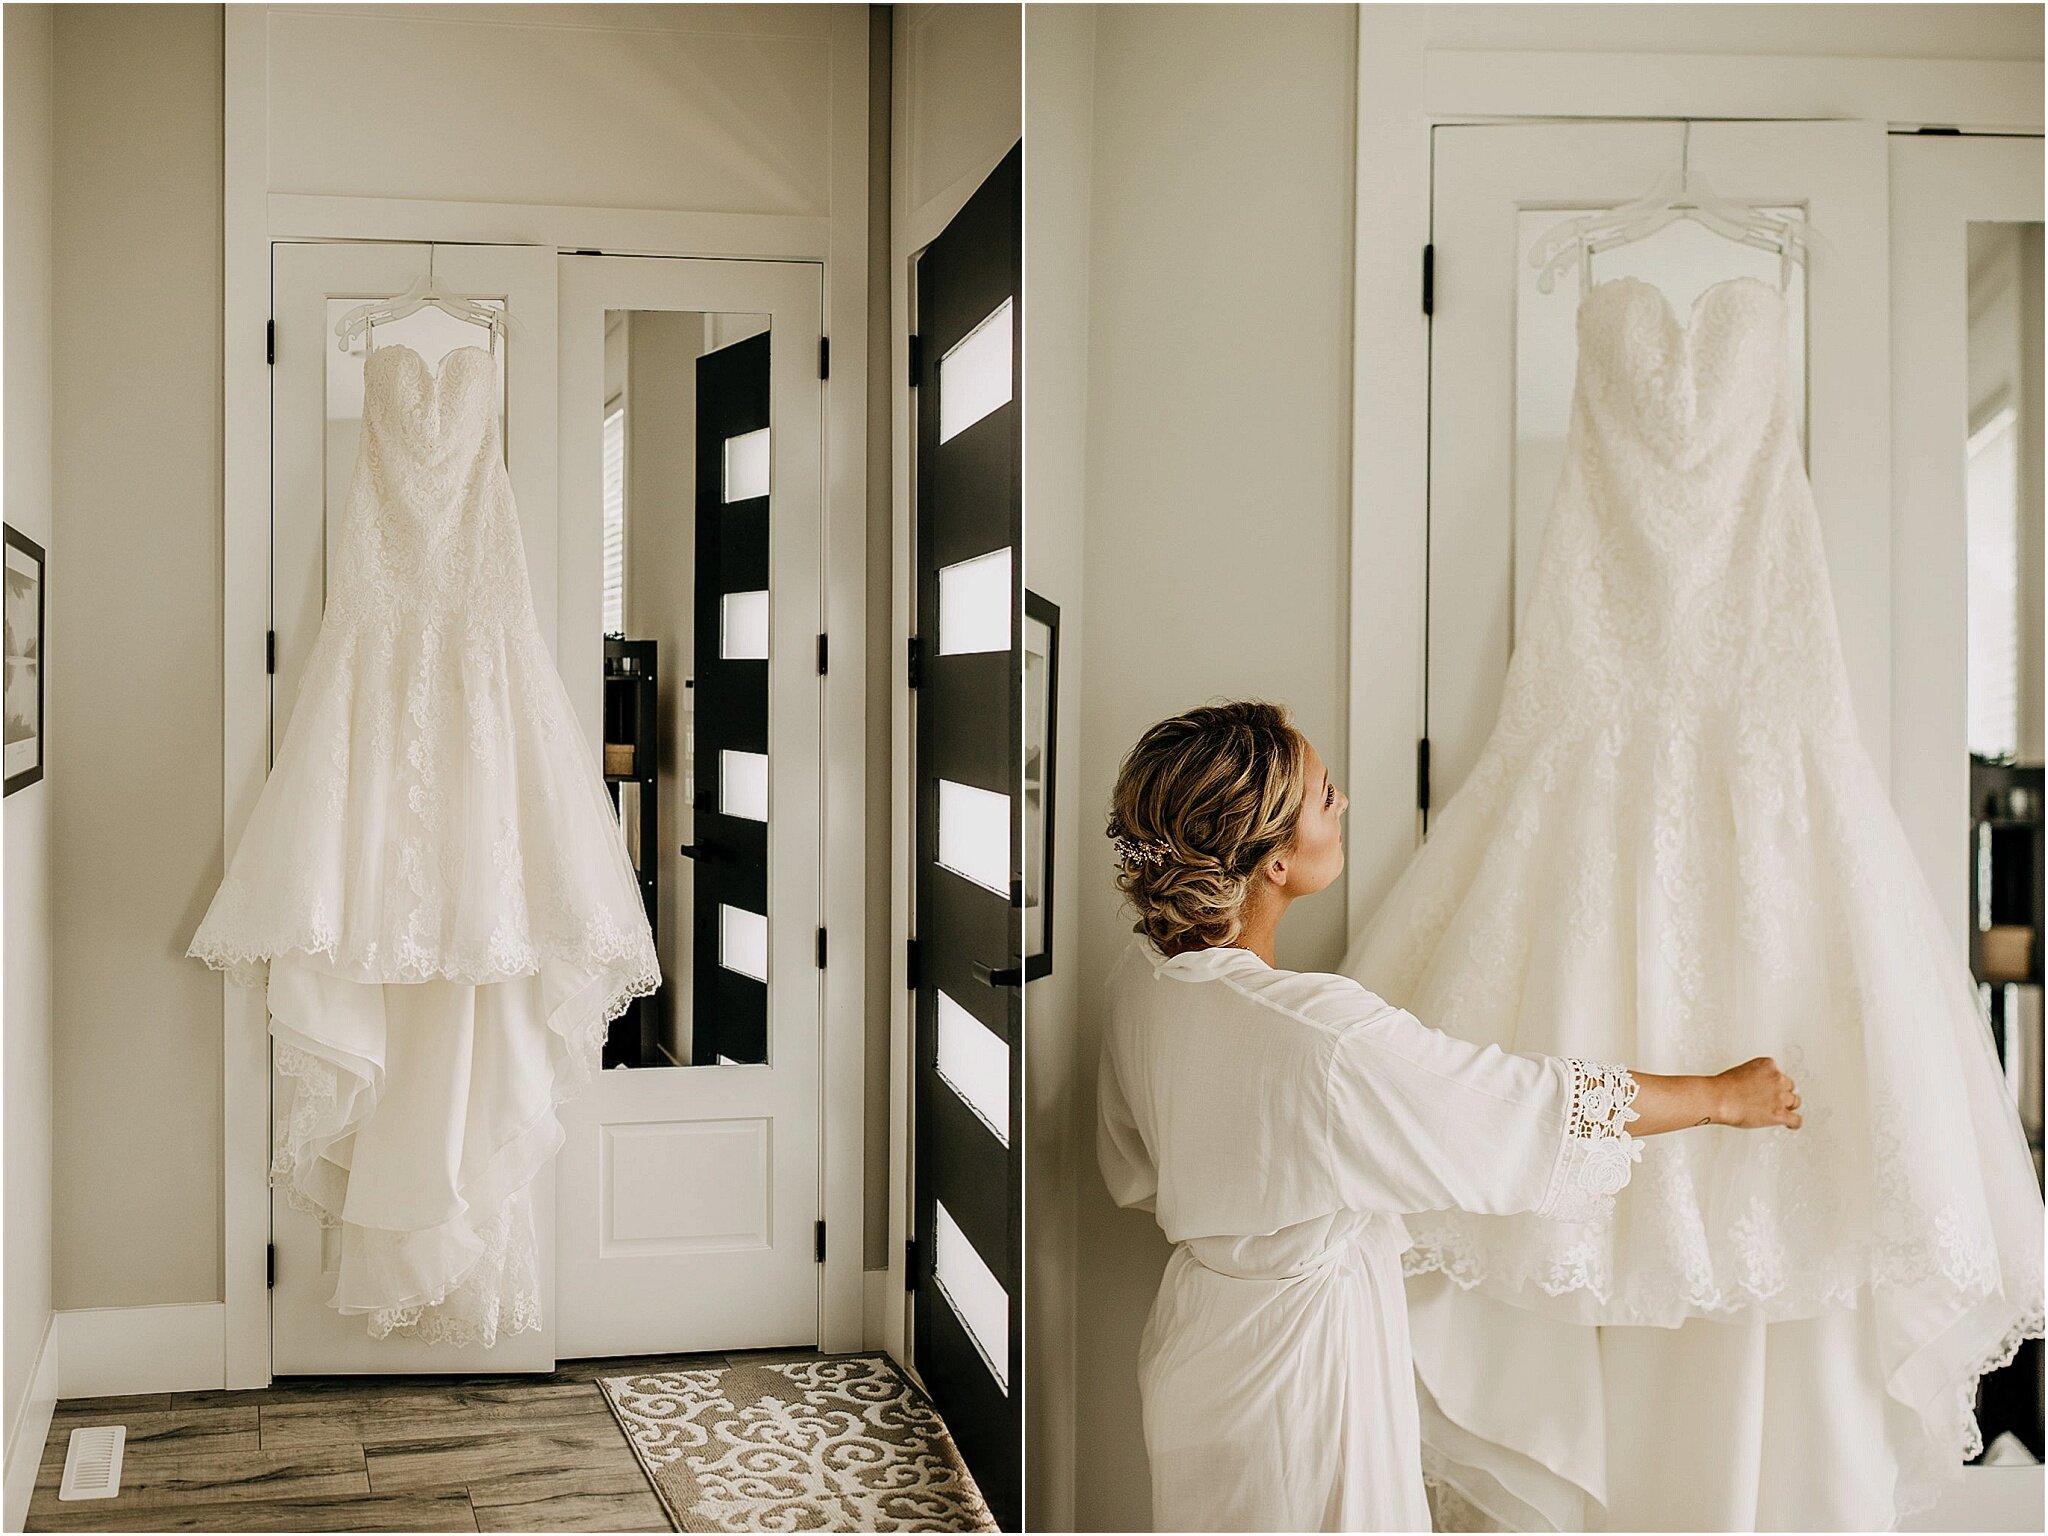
[{"x1": 599, "y1": 1354, "x2": 998, "y2": 1532}]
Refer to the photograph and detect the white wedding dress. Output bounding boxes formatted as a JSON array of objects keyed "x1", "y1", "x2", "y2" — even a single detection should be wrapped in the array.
[
  {"x1": 1342, "y1": 274, "x2": 2044, "y2": 1529},
  {"x1": 189, "y1": 337, "x2": 659, "y2": 1346}
]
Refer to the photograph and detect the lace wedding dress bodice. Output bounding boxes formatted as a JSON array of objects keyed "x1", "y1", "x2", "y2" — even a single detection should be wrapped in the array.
[
  {"x1": 1344, "y1": 275, "x2": 2042, "y2": 1516},
  {"x1": 193, "y1": 344, "x2": 655, "y2": 992},
  {"x1": 190, "y1": 339, "x2": 659, "y2": 1347}
]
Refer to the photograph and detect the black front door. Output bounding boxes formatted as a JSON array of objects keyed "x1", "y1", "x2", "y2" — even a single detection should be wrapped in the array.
[
  {"x1": 691, "y1": 331, "x2": 772, "y2": 1066},
  {"x1": 911, "y1": 140, "x2": 1023, "y2": 1530}
]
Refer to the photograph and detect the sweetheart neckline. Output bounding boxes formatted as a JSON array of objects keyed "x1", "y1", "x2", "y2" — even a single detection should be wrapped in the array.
[
  {"x1": 1581, "y1": 273, "x2": 1785, "y2": 343},
  {"x1": 366, "y1": 341, "x2": 494, "y2": 385}
]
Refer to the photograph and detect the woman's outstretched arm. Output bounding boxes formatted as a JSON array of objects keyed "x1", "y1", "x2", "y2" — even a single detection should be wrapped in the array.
[{"x1": 1629, "y1": 1056, "x2": 1802, "y2": 1135}]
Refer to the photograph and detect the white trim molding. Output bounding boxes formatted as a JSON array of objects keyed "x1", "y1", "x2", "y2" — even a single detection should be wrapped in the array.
[
  {"x1": 1887, "y1": 133, "x2": 2044, "y2": 946},
  {"x1": 4, "y1": 1314, "x2": 58, "y2": 1533},
  {"x1": 54, "y1": 1304, "x2": 226, "y2": 1400},
  {"x1": 1420, "y1": 50, "x2": 2042, "y2": 132}
]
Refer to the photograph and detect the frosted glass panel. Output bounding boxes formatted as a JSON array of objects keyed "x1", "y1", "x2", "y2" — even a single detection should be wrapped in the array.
[
  {"x1": 936, "y1": 990, "x2": 1010, "y2": 1145},
  {"x1": 934, "y1": 1201, "x2": 1010, "y2": 1391},
  {"x1": 938, "y1": 547, "x2": 1012, "y2": 655},
  {"x1": 721, "y1": 590, "x2": 769, "y2": 660},
  {"x1": 722, "y1": 427, "x2": 770, "y2": 503},
  {"x1": 938, "y1": 298, "x2": 1014, "y2": 444},
  {"x1": 719, "y1": 904, "x2": 768, "y2": 983},
  {"x1": 721, "y1": 749, "x2": 769, "y2": 823},
  {"x1": 937, "y1": 779, "x2": 1010, "y2": 896}
]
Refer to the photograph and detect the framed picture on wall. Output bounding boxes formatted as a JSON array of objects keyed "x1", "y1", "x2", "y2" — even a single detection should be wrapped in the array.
[
  {"x1": 4, "y1": 523, "x2": 43, "y2": 796},
  {"x1": 1024, "y1": 589, "x2": 1059, "y2": 980}
]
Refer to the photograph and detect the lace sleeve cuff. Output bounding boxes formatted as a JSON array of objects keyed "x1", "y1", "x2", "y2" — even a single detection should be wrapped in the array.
[{"x1": 1538, "y1": 1058, "x2": 1644, "y2": 1224}]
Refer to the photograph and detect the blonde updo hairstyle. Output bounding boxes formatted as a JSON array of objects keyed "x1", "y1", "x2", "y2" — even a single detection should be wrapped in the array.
[{"x1": 1107, "y1": 700, "x2": 1310, "y2": 953}]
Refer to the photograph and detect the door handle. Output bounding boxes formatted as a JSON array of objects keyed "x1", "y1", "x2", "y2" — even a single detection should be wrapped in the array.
[{"x1": 973, "y1": 959, "x2": 1024, "y2": 988}]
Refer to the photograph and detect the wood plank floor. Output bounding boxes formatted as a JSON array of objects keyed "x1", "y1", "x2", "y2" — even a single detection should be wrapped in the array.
[{"x1": 26, "y1": 1348, "x2": 828, "y2": 1532}]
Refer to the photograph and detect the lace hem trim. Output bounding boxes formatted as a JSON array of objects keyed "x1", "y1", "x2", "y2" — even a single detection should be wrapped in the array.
[
  {"x1": 1945, "y1": 1299, "x2": 2046, "y2": 1473},
  {"x1": 190, "y1": 932, "x2": 655, "y2": 989},
  {"x1": 1541, "y1": 1058, "x2": 1644, "y2": 1224}
]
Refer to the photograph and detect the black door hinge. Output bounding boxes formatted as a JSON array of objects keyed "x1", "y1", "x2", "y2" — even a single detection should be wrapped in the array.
[
  {"x1": 816, "y1": 927, "x2": 828, "y2": 968},
  {"x1": 1416, "y1": 737, "x2": 1431, "y2": 812},
  {"x1": 266, "y1": 1243, "x2": 276, "y2": 1288},
  {"x1": 266, "y1": 630, "x2": 277, "y2": 675},
  {"x1": 819, "y1": 336, "x2": 830, "y2": 380},
  {"x1": 815, "y1": 1220, "x2": 828, "y2": 1263},
  {"x1": 265, "y1": 319, "x2": 275, "y2": 365},
  {"x1": 907, "y1": 635, "x2": 922, "y2": 690},
  {"x1": 906, "y1": 937, "x2": 921, "y2": 990},
  {"x1": 904, "y1": 1237, "x2": 920, "y2": 1291},
  {"x1": 817, "y1": 633, "x2": 829, "y2": 675},
  {"x1": 908, "y1": 333, "x2": 922, "y2": 387},
  {"x1": 1421, "y1": 244, "x2": 1435, "y2": 317}
]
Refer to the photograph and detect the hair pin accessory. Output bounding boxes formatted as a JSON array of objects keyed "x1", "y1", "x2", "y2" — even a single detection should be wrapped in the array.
[{"x1": 1112, "y1": 831, "x2": 1172, "y2": 869}]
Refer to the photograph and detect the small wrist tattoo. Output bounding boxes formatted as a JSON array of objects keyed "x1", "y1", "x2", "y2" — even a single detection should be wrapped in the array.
[{"x1": 1695, "y1": 1114, "x2": 1713, "y2": 1126}]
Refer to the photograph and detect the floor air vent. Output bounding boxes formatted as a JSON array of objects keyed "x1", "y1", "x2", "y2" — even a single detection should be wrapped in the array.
[{"x1": 57, "y1": 1424, "x2": 124, "y2": 1501}]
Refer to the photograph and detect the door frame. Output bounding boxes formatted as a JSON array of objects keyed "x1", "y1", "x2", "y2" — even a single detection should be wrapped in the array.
[
  {"x1": 553, "y1": 253, "x2": 833, "y2": 1357},
  {"x1": 221, "y1": 7, "x2": 872, "y2": 1386},
  {"x1": 1887, "y1": 134, "x2": 2045, "y2": 952},
  {"x1": 882, "y1": 10, "x2": 1025, "y2": 1367},
  {"x1": 1346, "y1": 24, "x2": 2046, "y2": 945}
]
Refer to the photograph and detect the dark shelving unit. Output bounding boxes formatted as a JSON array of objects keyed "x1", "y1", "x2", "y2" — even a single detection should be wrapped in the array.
[
  {"x1": 603, "y1": 637, "x2": 661, "y2": 1068},
  {"x1": 1968, "y1": 755, "x2": 2043, "y2": 1463}
]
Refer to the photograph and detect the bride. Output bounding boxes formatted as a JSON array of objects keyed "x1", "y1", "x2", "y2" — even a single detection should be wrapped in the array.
[{"x1": 1095, "y1": 699, "x2": 1802, "y2": 1532}]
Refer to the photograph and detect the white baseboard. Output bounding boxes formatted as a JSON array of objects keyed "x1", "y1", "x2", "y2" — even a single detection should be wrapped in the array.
[
  {"x1": 54, "y1": 1303, "x2": 225, "y2": 1400},
  {"x1": 4, "y1": 1313, "x2": 58, "y2": 1533},
  {"x1": 1903, "y1": 1465, "x2": 2045, "y2": 1533}
]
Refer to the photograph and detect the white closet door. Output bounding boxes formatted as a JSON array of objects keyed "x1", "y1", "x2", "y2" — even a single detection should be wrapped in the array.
[
  {"x1": 552, "y1": 254, "x2": 825, "y2": 1357},
  {"x1": 268, "y1": 239, "x2": 560, "y2": 1374},
  {"x1": 1425, "y1": 121, "x2": 1890, "y2": 815}
]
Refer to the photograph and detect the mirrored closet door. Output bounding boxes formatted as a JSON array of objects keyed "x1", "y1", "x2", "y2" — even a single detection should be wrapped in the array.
[{"x1": 554, "y1": 255, "x2": 825, "y2": 1359}]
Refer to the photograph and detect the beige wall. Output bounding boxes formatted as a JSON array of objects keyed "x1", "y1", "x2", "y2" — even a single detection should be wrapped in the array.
[
  {"x1": 5, "y1": 0, "x2": 58, "y2": 1449},
  {"x1": 1048, "y1": 5, "x2": 1361, "y2": 1528},
  {"x1": 50, "y1": 3, "x2": 225, "y2": 1308},
  {"x1": 1022, "y1": 5, "x2": 1094, "y2": 1529}
]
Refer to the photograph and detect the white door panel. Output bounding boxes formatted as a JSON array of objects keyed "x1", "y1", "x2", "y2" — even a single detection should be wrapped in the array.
[{"x1": 1427, "y1": 121, "x2": 1891, "y2": 815}]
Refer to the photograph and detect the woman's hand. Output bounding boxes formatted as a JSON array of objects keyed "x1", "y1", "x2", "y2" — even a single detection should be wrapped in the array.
[
  {"x1": 1627, "y1": 1058, "x2": 1801, "y2": 1136},
  {"x1": 1710, "y1": 1056, "x2": 1802, "y2": 1130}
]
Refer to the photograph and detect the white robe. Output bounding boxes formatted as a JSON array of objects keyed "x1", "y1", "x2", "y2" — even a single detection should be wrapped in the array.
[{"x1": 1098, "y1": 933, "x2": 1643, "y2": 1532}]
